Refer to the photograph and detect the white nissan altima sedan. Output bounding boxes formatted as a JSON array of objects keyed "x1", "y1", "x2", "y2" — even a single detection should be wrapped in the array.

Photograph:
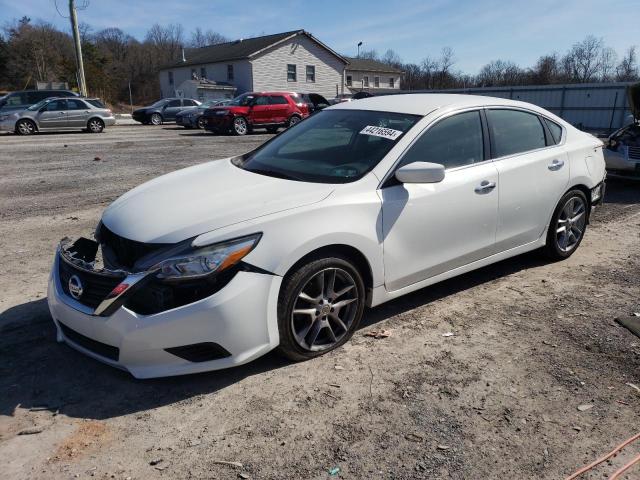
[{"x1": 48, "y1": 94, "x2": 606, "y2": 378}]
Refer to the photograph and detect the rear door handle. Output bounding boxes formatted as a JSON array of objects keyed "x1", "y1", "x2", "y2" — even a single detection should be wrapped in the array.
[
  {"x1": 548, "y1": 159, "x2": 565, "y2": 171},
  {"x1": 474, "y1": 180, "x2": 496, "y2": 194}
]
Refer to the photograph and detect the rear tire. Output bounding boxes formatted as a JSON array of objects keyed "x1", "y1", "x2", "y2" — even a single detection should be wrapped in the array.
[
  {"x1": 196, "y1": 117, "x2": 206, "y2": 129},
  {"x1": 150, "y1": 113, "x2": 163, "y2": 125},
  {"x1": 544, "y1": 189, "x2": 588, "y2": 260},
  {"x1": 277, "y1": 256, "x2": 365, "y2": 362},
  {"x1": 87, "y1": 118, "x2": 104, "y2": 133},
  {"x1": 16, "y1": 119, "x2": 36, "y2": 135}
]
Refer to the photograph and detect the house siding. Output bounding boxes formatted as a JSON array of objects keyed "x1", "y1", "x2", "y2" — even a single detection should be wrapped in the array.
[
  {"x1": 345, "y1": 69, "x2": 401, "y2": 90},
  {"x1": 250, "y1": 35, "x2": 345, "y2": 99},
  {"x1": 159, "y1": 59, "x2": 252, "y2": 98}
]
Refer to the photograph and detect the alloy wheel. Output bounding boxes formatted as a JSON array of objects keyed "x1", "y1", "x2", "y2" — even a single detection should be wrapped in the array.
[
  {"x1": 150, "y1": 113, "x2": 162, "y2": 125},
  {"x1": 88, "y1": 119, "x2": 103, "y2": 133},
  {"x1": 234, "y1": 117, "x2": 247, "y2": 135},
  {"x1": 288, "y1": 116, "x2": 300, "y2": 127},
  {"x1": 555, "y1": 195, "x2": 586, "y2": 253},
  {"x1": 291, "y1": 268, "x2": 359, "y2": 352},
  {"x1": 197, "y1": 117, "x2": 205, "y2": 129},
  {"x1": 17, "y1": 120, "x2": 35, "y2": 135}
]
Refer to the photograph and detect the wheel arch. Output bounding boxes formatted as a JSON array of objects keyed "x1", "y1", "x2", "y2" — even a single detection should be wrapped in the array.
[
  {"x1": 563, "y1": 183, "x2": 593, "y2": 222},
  {"x1": 282, "y1": 244, "x2": 374, "y2": 305},
  {"x1": 87, "y1": 116, "x2": 105, "y2": 126}
]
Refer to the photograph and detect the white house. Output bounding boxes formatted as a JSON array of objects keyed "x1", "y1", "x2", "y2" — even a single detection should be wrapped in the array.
[
  {"x1": 343, "y1": 57, "x2": 403, "y2": 94},
  {"x1": 159, "y1": 30, "x2": 349, "y2": 100}
]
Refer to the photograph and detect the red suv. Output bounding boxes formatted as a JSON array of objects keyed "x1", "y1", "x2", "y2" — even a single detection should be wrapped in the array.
[{"x1": 203, "y1": 92, "x2": 310, "y2": 135}]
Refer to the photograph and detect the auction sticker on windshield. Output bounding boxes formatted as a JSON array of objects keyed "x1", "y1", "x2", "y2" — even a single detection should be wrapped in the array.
[{"x1": 359, "y1": 125, "x2": 404, "y2": 140}]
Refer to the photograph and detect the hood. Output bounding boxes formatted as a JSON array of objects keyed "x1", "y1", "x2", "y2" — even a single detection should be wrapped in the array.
[
  {"x1": 628, "y1": 82, "x2": 640, "y2": 122},
  {"x1": 101, "y1": 159, "x2": 334, "y2": 244}
]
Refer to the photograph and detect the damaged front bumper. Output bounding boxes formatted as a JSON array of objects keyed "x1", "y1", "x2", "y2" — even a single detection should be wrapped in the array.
[{"x1": 48, "y1": 237, "x2": 282, "y2": 378}]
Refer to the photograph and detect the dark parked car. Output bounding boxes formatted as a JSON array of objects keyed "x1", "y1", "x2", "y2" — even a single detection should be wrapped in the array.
[
  {"x1": 175, "y1": 99, "x2": 232, "y2": 129},
  {"x1": 132, "y1": 98, "x2": 201, "y2": 125},
  {"x1": 298, "y1": 93, "x2": 330, "y2": 114},
  {"x1": 0, "y1": 89, "x2": 79, "y2": 113},
  {"x1": 203, "y1": 92, "x2": 309, "y2": 135}
]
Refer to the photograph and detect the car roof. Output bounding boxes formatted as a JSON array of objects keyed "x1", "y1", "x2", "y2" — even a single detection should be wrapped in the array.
[
  {"x1": 329, "y1": 93, "x2": 549, "y2": 116},
  {"x1": 248, "y1": 91, "x2": 297, "y2": 96}
]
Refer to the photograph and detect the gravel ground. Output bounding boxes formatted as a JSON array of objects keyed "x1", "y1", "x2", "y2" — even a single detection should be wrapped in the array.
[{"x1": 0, "y1": 125, "x2": 639, "y2": 480}]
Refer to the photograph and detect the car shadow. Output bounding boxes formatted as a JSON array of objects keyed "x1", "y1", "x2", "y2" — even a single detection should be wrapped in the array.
[
  {"x1": 602, "y1": 177, "x2": 640, "y2": 205},
  {"x1": 0, "y1": 249, "x2": 548, "y2": 421}
]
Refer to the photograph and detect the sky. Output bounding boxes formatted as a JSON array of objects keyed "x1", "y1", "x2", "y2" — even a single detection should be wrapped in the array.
[{"x1": 1, "y1": 0, "x2": 638, "y2": 74}]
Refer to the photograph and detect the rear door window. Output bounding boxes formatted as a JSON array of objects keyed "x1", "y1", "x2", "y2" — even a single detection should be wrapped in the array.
[
  {"x1": 269, "y1": 95, "x2": 289, "y2": 105},
  {"x1": 543, "y1": 118, "x2": 563, "y2": 145},
  {"x1": 66, "y1": 99, "x2": 87, "y2": 110},
  {"x1": 400, "y1": 110, "x2": 485, "y2": 169},
  {"x1": 183, "y1": 99, "x2": 197, "y2": 106},
  {"x1": 487, "y1": 109, "x2": 546, "y2": 157}
]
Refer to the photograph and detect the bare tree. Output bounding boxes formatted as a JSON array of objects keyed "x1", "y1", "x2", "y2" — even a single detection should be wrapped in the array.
[
  {"x1": 188, "y1": 27, "x2": 228, "y2": 48},
  {"x1": 616, "y1": 46, "x2": 638, "y2": 81},
  {"x1": 358, "y1": 49, "x2": 379, "y2": 60},
  {"x1": 562, "y1": 35, "x2": 603, "y2": 82},
  {"x1": 599, "y1": 47, "x2": 617, "y2": 81},
  {"x1": 381, "y1": 48, "x2": 402, "y2": 67}
]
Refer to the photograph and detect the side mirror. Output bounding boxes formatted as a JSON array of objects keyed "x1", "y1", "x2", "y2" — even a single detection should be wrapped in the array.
[{"x1": 395, "y1": 161, "x2": 445, "y2": 184}]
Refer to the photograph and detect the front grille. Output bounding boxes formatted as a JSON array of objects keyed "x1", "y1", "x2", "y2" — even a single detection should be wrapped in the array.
[
  {"x1": 100, "y1": 224, "x2": 164, "y2": 269},
  {"x1": 59, "y1": 257, "x2": 124, "y2": 309},
  {"x1": 59, "y1": 322, "x2": 120, "y2": 361},
  {"x1": 628, "y1": 146, "x2": 640, "y2": 160}
]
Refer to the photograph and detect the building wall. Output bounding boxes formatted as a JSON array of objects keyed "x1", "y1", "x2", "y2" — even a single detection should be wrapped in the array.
[
  {"x1": 425, "y1": 82, "x2": 635, "y2": 131},
  {"x1": 345, "y1": 69, "x2": 401, "y2": 90},
  {"x1": 250, "y1": 35, "x2": 345, "y2": 99},
  {"x1": 159, "y1": 60, "x2": 252, "y2": 98}
]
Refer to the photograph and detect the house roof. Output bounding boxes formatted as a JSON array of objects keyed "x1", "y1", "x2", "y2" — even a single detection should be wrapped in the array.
[
  {"x1": 345, "y1": 57, "x2": 402, "y2": 74},
  {"x1": 163, "y1": 30, "x2": 348, "y2": 69}
]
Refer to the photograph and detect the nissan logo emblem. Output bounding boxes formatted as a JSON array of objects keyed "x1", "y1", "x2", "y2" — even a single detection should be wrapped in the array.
[{"x1": 68, "y1": 275, "x2": 84, "y2": 300}]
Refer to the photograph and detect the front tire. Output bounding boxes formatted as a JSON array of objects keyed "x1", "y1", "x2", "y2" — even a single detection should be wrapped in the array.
[
  {"x1": 287, "y1": 115, "x2": 301, "y2": 128},
  {"x1": 277, "y1": 256, "x2": 365, "y2": 361},
  {"x1": 232, "y1": 116, "x2": 248, "y2": 136},
  {"x1": 196, "y1": 116, "x2": 206, "y2": 129},
  {"x1": 87, "y1": 118, "x2": 104, "y2": 133},
  {"x1": 544, "y1": 189, "x2": 588, "y2": 260},
  {"x1": 16, "y1": 119, "x2": 37, "y2": 135},
  {"x1": 150, "y1": 113, "x2": 163, "y2": 125}
]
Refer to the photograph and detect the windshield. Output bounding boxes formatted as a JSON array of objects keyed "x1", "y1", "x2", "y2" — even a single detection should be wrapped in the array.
[
  {"x1": 28, "y1": 99, "x2": 50, "y2": 111},
  {"x1": 149, "y1": 99, "x2": 167, "y2": 108},
  {"x1": 233, "y1": 109, "x2": 420, "y2": 183},
  {"x1": 228, "y1": 93, "x2": 255, "y2": 107}
]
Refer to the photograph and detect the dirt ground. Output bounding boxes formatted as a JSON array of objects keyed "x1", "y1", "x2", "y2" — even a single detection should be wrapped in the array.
[{"x1": 1, "y1": 125, "x2": 639, "y2": 480}]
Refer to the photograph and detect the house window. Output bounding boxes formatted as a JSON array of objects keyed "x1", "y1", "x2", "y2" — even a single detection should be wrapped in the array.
[
  {"x1": 168, "y1": 71, "x2": 174, "y2": 86},
  {"x1": 287, "y1": 64, "x2": 297, "y2": 82},
  {"x1": 346, "y1": 75, "x2": 352, "y2": 86},
  {"x1": 227, "y1": 64, "x2": 234, "y2": 81},
  {"x1": 374, "y1": 76, "x2": 380, "y2": 87},
  {"x1": 389, "y1": 77, "x2": 395, "y2": 88},
  {"x1": 200, "y1": 67, "x2": 207, "y2": 79},
  {"x1": 363, "y1": 76, "x2": 369, "y2": 87},
  {"x1": 306, "y1": 65, "x2": 315, "y2": 82}
]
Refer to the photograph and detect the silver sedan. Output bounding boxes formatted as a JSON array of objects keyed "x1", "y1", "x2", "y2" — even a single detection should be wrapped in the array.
[{"x1": 0, "y1": 97, "x2": 116, "y2": 135}]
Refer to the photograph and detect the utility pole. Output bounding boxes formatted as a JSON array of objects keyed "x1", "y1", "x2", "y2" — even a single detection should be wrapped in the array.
[{"x1": 69, "y1": 0, "x2": 87, "y2": 96}]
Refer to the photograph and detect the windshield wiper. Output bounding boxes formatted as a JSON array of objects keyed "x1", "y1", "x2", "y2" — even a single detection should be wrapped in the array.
[{"x1": 246, "y1": 168, "x2": 303, "y2": 181}]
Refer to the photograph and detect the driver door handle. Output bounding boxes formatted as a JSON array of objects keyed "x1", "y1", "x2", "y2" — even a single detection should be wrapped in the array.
[
  {"x1": 474, "y1": 180, "x2": 496, "y2": 194},
  {"x1": 548, "y1": 159, "x2": 565, "y2": 171}
]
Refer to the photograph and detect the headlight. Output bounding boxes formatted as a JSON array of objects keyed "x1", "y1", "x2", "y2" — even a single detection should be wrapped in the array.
[{"x1": 153, "y1": 233, "x2": 261, "y2": 280}]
